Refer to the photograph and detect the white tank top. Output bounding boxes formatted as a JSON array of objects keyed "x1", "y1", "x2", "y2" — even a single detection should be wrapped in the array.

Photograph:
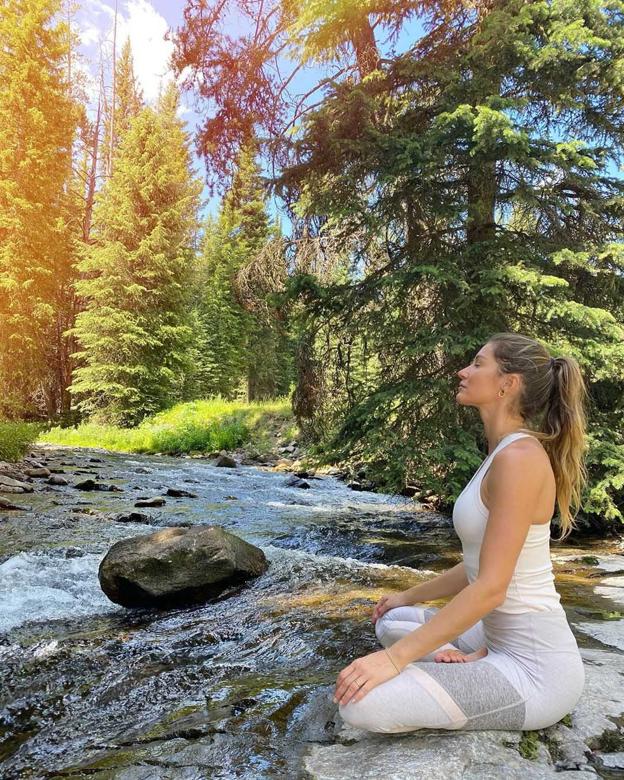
[{"x1": 452, "y1": 432, "x2": 564, "y2": 614}]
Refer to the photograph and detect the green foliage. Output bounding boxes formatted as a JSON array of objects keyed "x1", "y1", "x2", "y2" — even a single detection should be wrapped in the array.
[
  {"x1": 518, "y1": 731, "x2": 541, "y2": 761},
  {"x1": 193, "y1": 137, "x2": 295, "y2": 401},
  {"x1": 0, "y1": 421, "x2": 42, "y2": 462},
  {"x1": 68, "y1": 85, "x2": 203, "y2": 426},
  {"x1": 101, "y1": 37, "x2": 143, "y2": 177},
  {"x1": 40, "y1": 397, "x2": 295, "y2": 455},
  {"x1": 273, "y1": 0, "x2": 624, "y2": 530}
]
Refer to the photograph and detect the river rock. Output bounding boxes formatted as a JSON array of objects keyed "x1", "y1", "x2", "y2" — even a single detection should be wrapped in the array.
[
  {"x1": 108, "y1": 511, "x2": 154, "y2": 524},
  {"x1": 73, "y1": 478, "x2": 122, "y2": 492},
  {"x1": 284, "y1": 475, "x2": 311, "y2": 489},
  {"x1": 166, "y1": 487, "x2": 198, "y2": 498},
  {"x1": 24, "y1": 467, "x2": 51, "y2": 478},
  {"x1": 98, "y1": 525, "x2": 268, "y2": 607},
  {"x1": 134, "y1": 496, "x2": 166, "y2": 507},
  {"x1": 214, "y1": 454, "x2": 237, "y2": 468},
  {"x1": 0, "y1": 496, "x2": 29, "y2": 510},
  {"x1": 0, "y1": 461, "x2": 21, "y2": 478},
  {"x1": 47, "y1": 475, "x2": 69, "y2": 486},
  {"x1": 0, "y1": 474, "x2": 34, "y2": 493}
]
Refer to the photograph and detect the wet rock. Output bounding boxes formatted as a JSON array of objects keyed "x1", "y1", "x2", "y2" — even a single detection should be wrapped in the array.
[
  {"x1": 347, "y1": 480, "x2": 376, "y2": 492},
  {"x1": 23, "y1": 467, "x2": 51, "y2": 478},
  {"x1": 214, "y1": 454, "x2": 237, "y2": 468},
  {"x1": 134, "y1": 496, "x2": 166, "y2": 507},
  {"x1": 166, "y1": 487, "x2": 198, "y2": 498},
  {"x1": 284, "y1": 475, "x2": 311, "y2": 489},
  {"x1": 63, "y1": 547, "x2": 84, "y2": 558},
  {"x1": 89, "y1": 457, "x2": 103, "y2": 463},
  {"x1": 273, "y1": 458, "x2": 294, "y2": 472},
  {"x1": 0, "y1": 461, "x2": 23, "y2": 479},
  {"x1": 0, "y1": 496, "x2": 29, "y2": 511},
  {"x1": 594, "y1": 575, "x2": 624, "y2": 606},
  {"x1": 598, "y1": 752, "x2": 624, "y2": 771},
  {"x1": 134, "y1": 467, "x2": 151, "y2": 474},
  {"x1": 24, "y1": 457, "x2": 45, "y2": 468},
  {"x1": 109, "y1": 511, "x2": 154, "y2": 525},
  {"x1": 576, "y1": 619, "x2": 624, "y2": 652},
  {"x1": 305, "y1": 729, "x2": 568, "y2": 779},
  {"x1": 224, "y1": 495, "x2": 238, "y2": 500},
  {"x1": 0, "y1": 475, "x2": 34, "y2": 493},
  {"x1": 98, "y1": 525, "x2": 268, "y2": 608},
  {"x1": 47, "y1": 475, "x2": 69, "y2": 486},
  {"x1": 73, "y1": 479, "x2": 123, "y2": 492}
]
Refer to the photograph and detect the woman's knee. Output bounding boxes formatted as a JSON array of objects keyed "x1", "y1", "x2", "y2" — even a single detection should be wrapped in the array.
[
  {"x1": 338, "y1": 698, "x2": 410, "y2": 734},
  {"x1": 374, "y1": 605, "x2": 429, "y2": 644}
]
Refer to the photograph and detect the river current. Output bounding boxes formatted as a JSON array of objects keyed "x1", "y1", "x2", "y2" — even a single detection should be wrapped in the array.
[{"x1": 0, "y1": 445, "x2": 620, "y2": 778}]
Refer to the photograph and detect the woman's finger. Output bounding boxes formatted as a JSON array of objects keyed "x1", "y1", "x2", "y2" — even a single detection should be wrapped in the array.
[
  {"x1": 337, "y1": 675, "x2": 367, "y2": 706},
  {"x1": 344, "y1": 678, "x2": 372, "y2": 705},
  {"x1": 334, "y1": 665, "x2": 360, "y2": 703}
]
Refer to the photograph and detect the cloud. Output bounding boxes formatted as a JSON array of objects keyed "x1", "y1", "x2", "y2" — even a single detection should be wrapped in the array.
[
  {"x1": 117, "y1": 0, "x2": 174, "y2": 104},
  {"x1": 76, "y1": 0, "x2": 175, "y2": 106},
  {"x1": 80, "y1": 22, "x2": 101, "y2": 46}
]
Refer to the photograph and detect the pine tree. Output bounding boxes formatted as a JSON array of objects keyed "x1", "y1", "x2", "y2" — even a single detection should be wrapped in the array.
[
  {"x1": 193, "y1": 137, "x2": 294, "y2": 400},
  {"x1": 193, "y1": 211, "x2": 252, "y2": 399},
  {"x1": 0, "y1": 0, "x2": 80, "y2": 418},
  {"x1": 102, "y1": 37, "x2": 143, "y2": 178},
  {"x1": 273, "y1": 0, "x2": 624, "y2": 528},
  {"x1": 69, "y1": 82, "x2": 202, "y2": 425}
]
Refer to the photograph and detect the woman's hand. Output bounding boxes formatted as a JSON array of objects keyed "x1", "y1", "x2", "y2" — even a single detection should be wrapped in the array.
[
  {"x1": 332, "y1": 649, "x2": 400, "y2": 706},
  {"x1": 371, "y1": 590, "x2": 410, "y2": 625}
]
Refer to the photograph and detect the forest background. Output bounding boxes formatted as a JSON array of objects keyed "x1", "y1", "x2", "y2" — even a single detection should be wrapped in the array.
[{"x1": 1, "y1": 0, "x2": 623, "y2": 536}]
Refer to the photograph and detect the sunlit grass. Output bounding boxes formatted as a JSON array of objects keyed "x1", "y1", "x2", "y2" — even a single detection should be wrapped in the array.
[{"x1": 39, "y1": 396, "x2": 299, "y2": 455}]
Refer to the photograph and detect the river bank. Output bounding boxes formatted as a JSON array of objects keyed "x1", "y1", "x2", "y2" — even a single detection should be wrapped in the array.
[{"x1": 0, "y1": 444, "x2": 623, "y2": 777}]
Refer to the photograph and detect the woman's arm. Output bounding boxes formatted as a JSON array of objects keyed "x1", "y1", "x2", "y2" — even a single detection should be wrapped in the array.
[
  {"x1": 389, "y1": 445, "x2": 542, "y2": 670},
  {"x1": 402, "y1": 561, "x2": 470, "y2": 604}
]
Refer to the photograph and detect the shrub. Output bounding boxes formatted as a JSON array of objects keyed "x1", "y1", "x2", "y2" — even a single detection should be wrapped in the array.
[{"x1": 0, "y1": 421, "x2": 42, "y2": 462}]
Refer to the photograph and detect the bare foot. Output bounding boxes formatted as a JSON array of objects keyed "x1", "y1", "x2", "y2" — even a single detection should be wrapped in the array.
[{"x1": 433, "y1": 646, "x2": 489, "y2": 663}]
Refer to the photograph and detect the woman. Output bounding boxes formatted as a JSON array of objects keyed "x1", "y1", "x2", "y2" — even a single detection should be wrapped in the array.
[{"x1": 334, "y1": 332, "x2": 589, "y2": 733}]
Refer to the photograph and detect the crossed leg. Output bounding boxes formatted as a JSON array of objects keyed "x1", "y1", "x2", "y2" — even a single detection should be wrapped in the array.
[
  {"x1": 337, "y1": 604, "x2": 527, "y2": 733},
  {"x1": 374, "y1": 604, "x2": 487, "y2": 659}
]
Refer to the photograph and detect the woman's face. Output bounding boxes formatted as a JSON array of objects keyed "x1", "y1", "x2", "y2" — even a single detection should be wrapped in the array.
[{"x1": 455, "y1": 342, "x2": 503, "y2": 406}]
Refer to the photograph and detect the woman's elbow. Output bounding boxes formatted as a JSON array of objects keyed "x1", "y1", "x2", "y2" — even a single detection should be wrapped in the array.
[{"x1": 473, "y1": 578, "x2": 507, "y2": 608}]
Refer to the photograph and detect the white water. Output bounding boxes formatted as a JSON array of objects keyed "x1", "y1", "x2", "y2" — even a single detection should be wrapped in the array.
[{"x1": 0, "y1": 550, "x2": 122, "y2": 632}]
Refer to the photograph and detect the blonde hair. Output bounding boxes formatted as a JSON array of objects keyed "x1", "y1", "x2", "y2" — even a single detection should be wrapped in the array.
[{"x1": 487, "y1": 332, "x2": 590, "y2": 541}]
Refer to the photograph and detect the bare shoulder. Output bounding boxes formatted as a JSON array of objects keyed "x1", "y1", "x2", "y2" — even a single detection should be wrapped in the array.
[{"x1": 490, "y1": 437, "x2": 551, "y2": 485}]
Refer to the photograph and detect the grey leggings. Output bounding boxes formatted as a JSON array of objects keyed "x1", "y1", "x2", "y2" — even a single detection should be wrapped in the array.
[{"x1": 338, "y1": 604, "x2": 585, "y2": 733}]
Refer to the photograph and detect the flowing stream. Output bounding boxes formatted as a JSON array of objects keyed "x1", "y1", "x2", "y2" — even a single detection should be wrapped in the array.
[{"x1": 0, "y1": 445, "x2": 622, "y2": 779}]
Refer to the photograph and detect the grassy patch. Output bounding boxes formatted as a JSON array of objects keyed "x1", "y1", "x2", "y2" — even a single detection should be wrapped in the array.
[
  {"x1": 0, "y1": 421, "x2": 42, "y2": 462},
  {"x1": 518, "y1": 731, "x2": 541, "y2": 760},
  {"x1": 39, "y1": 397, "x2": 299, "y2": 456}
]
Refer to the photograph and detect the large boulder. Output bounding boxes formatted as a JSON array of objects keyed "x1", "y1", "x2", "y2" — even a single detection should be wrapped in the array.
[{"x1": 98, "y1": 525, "x2": 268, "y2": 608}]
